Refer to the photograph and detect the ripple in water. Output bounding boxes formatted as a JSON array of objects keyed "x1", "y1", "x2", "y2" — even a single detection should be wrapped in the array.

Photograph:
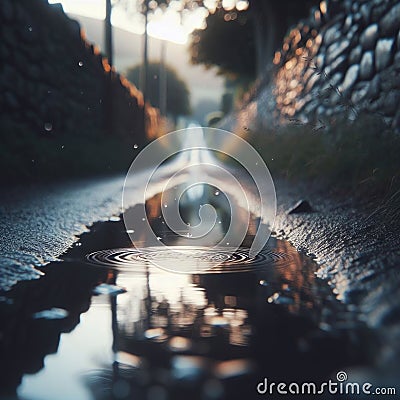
[{"x1": 86, "y1": 246, "x2": 289, "y2": 274}]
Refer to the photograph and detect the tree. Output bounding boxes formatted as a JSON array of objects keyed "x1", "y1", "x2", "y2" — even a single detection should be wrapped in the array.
[
  {"x1": 190, "y1": 0, "x2": 320, "y2": 79},
  {"x1": 190, "y1": 8, "x2": 256, "y2": 79},
  {"x1": 126, "y1": 62, "x2": 191, "y2": 119}
]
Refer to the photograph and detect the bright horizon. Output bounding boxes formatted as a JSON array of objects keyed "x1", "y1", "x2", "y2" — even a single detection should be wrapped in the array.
[{"x1": 48, "y1": 0, "x2": 209, "y2": 44}]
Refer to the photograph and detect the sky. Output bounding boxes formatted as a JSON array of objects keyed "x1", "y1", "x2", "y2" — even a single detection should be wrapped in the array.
[
  {"x1": 49, "y1": 0, "x2": 209, "y2": 43},
  {"x1": 49, "y1": 0, "x2": 225, "y2": 117}
]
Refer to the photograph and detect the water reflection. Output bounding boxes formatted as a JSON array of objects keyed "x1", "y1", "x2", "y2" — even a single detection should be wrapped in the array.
[
  {"x1": 0, "y1": 192, "x2": 368, "y2": 400},
  {"x1": 80, "y1": 234, "x2": 365, "y2": 400}
]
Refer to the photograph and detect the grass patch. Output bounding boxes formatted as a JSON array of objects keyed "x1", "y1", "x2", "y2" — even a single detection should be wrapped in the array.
[{"x1": 248, "y1": 115, "x2": 400, "y2": 201}]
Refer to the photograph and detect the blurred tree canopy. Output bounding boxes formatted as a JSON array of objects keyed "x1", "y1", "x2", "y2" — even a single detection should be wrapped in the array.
[
  {"x1": 190, "y1": 0, "x2": 320, "y2": 79},
  {"x1": 190, "y1": 8, "x2": 256, "y2": 79},
  {"x1": 126, "y1": 62, "x2": 191, "y2": 118}
]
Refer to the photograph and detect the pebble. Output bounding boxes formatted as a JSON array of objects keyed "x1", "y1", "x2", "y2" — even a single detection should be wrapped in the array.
[{"x1": 288, "y1": 200, "x2": 314, "y2": 214}]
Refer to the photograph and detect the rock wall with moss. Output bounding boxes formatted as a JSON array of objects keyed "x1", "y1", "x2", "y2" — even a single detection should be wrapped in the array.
[{"x1": 0, "y1": 0, "x2": 159, "y2": 181}]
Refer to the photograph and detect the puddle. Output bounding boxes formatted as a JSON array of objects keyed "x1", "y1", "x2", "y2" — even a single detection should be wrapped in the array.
[
  {"x1": 86, "y1": 246, "x2": 288, "y2": 274},
  {"x1": 0, "y1": 190, "x2": 372, "y2": 400}
]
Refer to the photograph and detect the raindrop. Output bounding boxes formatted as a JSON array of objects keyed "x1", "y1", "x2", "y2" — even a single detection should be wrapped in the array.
[
  {"x1": 75, "y1": 242, "x2": 82, "y2": 247},
  {"x1": 164, "y1": 204, "x2": 168, "y2": 208},
  {"x1": 78, "y1": 61, "x2": 83, "y2": 67},
  {"x1": 44, "y1": 122, "x2": 53, "y2": 132},
  {"x1": 61, "y1": 145, "x2": 65, "y2": 149},
  {"x1": 259, "y1": 279, "x2": 268, "y2": 286},
  {"x1": 31, "y1": 159, "x2": 35, "y2": 163},
  {"x1": 218, "y1": 221, "x2": 222, "y2": 224},
  {"x1": 126, "y1": 229, "x2": 134, "y2": 234},
  {"x1": 142, "y1": 218, "x2": 146, "y2": 221},
  {"x1": 157, "y1": 237, "x2": 162, "y2": 241},
  {"x1": 109, "y1": 216, "x2": 121, "y2": 222},
  {"x1": 215, "y1": 190, "x2": 220, "y2": 196},
  {"x1": 226, "y1": 242, "x2": 230, "y2": 245},
  {"x1": 133, "y1": 144, "x2": 138, "y2": 149},
  {"x1": 28, "y1": 26, "x2": 33, "y2": 32}
]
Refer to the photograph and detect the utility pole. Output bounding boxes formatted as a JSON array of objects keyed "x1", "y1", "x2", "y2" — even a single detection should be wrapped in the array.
[
  {"x1": 159, "y1": 39, "x2": 167, "y2": 117},
  {"x1": 140, "y1": 0, "x2": 150, "y2": 135},
  {"x1": 104, "y1": 0, "x2": 113, "y2": 135},
  {"x1": 105, "y1": 0, "x2": 113, "y2": 67}
]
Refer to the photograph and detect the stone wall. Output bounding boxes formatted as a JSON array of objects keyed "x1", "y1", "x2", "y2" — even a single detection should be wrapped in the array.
[
  {"x1": 229, "y1": 0, "x2": 400, "y2": 133},
  {"x1": 0, "y1": 0, "x2": 159, "y2": 154}
]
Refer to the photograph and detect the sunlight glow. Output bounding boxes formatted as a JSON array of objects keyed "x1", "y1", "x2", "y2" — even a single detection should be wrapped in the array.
[
  {"x1": 48, "y1": 0, "x2": 106, "y2": 19},
  {"x1": 48, "y1": 0, "x2": 210, "y2": 44},
  {"x1": 222, "y1": 0, "x2": 236, "y2": 11},
  {"x1": 148, "y1": 9, "x2": 188, "y2": 44}
]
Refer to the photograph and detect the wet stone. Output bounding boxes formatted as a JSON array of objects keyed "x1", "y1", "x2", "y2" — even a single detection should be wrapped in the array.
[
  {"x1": 341, "y1": 64, "x2": 360, "y2": 93},
  {"x1": 384, "y1": 91, "x2": 400, "y2": 116},
  {"x1": 360, "y1": 4, "x2": 370, "y2": 25},
  {"x1": 343, "y1": 15, "x2": 353, "y2": 33},
  {"x1": 349, "y1": 45, "x2": 363, "y2": 64},
  {"x1": 351, "y1": 83, "x2": 369, "y2": 104},
  {"x1": 368, "y1": 74, "x2": 381, "y2": 100},
  {"x1": 360, "y1": 51, "x2": 374, "y2": 80},
  {"x1": 371, "y1": 2, "x2": 390, "y2": 21},
  {"x1": 329, "y1": 72, "x2": 343, "y2": 89},
  {"x1": 360, "y1": 24, "x2": 379, "y2": 50},
  {"x1": 326, "y1": 39, "x2": 350, "y2": 64},
  {"x1": 323, "y1": 24, "x2": 342, "y2": 47},
  {"x1": 380, "y1": 3, "x2": 400, "y2": 37},
  {"x1": 375, "y1": 38, "x2": 394, "y2": 72},
  {"x1": 315, "y1": 53, "x2": 325, "y2": 71},
  {"x1": 327, "y1": 54, "x2": 347, "y2": 75},
  {"x1": 351, "y1": 3, "x2": 359, "y2": 13},
  {"x1": 288, "y1": 200, "x2": 314, "y2": 214}
]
